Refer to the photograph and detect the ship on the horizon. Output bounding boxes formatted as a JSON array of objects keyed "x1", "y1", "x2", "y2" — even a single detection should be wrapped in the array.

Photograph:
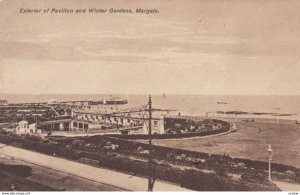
[{"x1": 216, "y1": 101, "x2": 229, "y2": 104}]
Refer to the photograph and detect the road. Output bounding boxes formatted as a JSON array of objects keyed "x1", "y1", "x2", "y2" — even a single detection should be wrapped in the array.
[
  {"x1": 0, "y1": 154, "x2": 125, "y2": 191},
  {"x1": 273, "y1": 181, "x2": 300, "y2": 191},
  {"x1": 0, "y1": 143, "x2": 190, "y2": 191},
  {"x1": 0, "y1": 169, "x2": 58, "y2": 191}
]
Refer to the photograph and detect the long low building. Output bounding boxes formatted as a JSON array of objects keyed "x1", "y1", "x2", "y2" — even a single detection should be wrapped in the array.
[
  {"x1": 33, "y1": 106, "x2": 181, "y2": 134},
  {"x1": 48, "y1": 97, "x2": 128, "y2": 106},
  {"x1": 71, "y1": 110, "x2": 170, "y2": 134}
]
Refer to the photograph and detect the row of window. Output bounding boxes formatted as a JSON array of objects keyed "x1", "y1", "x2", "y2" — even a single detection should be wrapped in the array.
[
  {"x1": 75, "y1": 114, "x2": 159, "y2": 126},
  {"x1": 73, "y1": 122, "x2": 89, "y2": 129}
]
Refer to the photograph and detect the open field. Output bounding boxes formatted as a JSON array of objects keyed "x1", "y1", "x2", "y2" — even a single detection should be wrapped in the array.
[{"x1": 146, "y1": 119, "x2": 300, "y2": 167}]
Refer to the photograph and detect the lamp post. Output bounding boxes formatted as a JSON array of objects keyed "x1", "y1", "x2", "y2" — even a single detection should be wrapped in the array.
[
  {"x1": 266, "y1": 144, "x2": 273, "y2": 181},
  {"x1": 147, "y1": 95, "x2": 156, "y2": 191}
]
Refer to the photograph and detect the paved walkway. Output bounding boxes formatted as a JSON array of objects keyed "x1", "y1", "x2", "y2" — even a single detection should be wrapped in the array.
[
  {"x1": 155, "y1": 129, "x2": 232, "y2": 141},
  {"x1": 273, "y1": 181, "x2": 300, "y2": 191},
  {"x1": 0, "y1": 144, "x2": 190, "y2": 191}
]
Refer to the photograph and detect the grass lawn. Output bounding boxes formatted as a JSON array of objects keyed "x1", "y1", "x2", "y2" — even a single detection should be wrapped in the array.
[{"x1": 147, "y1": 120, "x2": 300, "y2": 167}]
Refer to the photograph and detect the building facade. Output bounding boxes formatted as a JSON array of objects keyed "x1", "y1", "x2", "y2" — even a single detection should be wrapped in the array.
[
  {"x1": 0, "y1": 99, "x2": 8, "y2": 105},
  {"x1": 71, "y1": 110, "x2": 166, "y2": 134}
]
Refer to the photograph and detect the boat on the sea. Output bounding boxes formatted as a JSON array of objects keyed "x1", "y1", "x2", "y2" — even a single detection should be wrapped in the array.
[{"x1": 216, "y1": 101, "x2": 229, "y2": 104}]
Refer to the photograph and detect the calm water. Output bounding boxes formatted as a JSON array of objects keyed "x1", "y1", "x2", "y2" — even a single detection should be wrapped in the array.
[{"x1": 1, "y1": 94, "x2": 300, "y2": 119}]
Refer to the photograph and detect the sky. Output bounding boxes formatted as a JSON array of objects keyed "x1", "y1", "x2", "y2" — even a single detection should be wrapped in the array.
[{"x1": 1, "y1": 0, "x2": 300, "y2": 95}]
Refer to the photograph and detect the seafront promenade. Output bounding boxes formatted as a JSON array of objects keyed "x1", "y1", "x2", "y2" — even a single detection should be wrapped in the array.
[{"x1": 0, "y1": 143, "x2": 190, "y2": 191}]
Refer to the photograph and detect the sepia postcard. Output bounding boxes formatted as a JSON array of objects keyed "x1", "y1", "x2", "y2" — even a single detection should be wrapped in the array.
[{"x1": 0, "y1": 0, "x2": 300, "y2": 193}]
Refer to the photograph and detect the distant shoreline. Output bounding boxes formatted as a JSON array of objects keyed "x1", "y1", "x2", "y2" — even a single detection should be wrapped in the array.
[
  {"x1": 1, "y1": 94, "x2": 300, "y2": 121},
  {"x1": 177, "y1": 112, "x2": 299, "y2": 123},
  {"x1": 215, "y1": 110, "x2": 296, "y2": 117}
]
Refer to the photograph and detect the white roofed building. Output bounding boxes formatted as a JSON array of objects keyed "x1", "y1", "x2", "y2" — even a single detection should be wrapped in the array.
[
  {"x1": 15, "y1": 120, "x2": 30, "y2": 135},
  {"x1": 0, "y1": 99, "x2": 8, "y2": 105},
  {"x1": 48, "y1": 99, "x2": 59, "y2": 105}
]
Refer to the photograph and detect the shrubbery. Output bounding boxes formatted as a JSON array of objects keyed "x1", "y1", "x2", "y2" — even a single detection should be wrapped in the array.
[
  {"x1": 0, "y1": 131, "x2": 294, "y2": 190},
  {"x1": 107, "y1": 119, "x2": 230, "y2": 140}
]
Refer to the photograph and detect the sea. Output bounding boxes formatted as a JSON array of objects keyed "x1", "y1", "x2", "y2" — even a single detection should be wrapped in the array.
[{"x1": 1, "y1": 94, "x2": 300, "y2": 120}]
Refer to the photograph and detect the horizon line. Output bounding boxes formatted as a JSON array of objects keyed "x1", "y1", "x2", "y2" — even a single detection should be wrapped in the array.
[{"x1": 1, "y1": 93, "x2": 300, "y2": 97}]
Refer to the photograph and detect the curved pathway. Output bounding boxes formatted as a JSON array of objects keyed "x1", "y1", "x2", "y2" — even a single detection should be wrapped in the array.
[
  {"x1": 147, "y1": 128, "x2": 232, "y2": 141},
  {"x1": 273, "y1": 181, "x2": 300, "y2": 191}
]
